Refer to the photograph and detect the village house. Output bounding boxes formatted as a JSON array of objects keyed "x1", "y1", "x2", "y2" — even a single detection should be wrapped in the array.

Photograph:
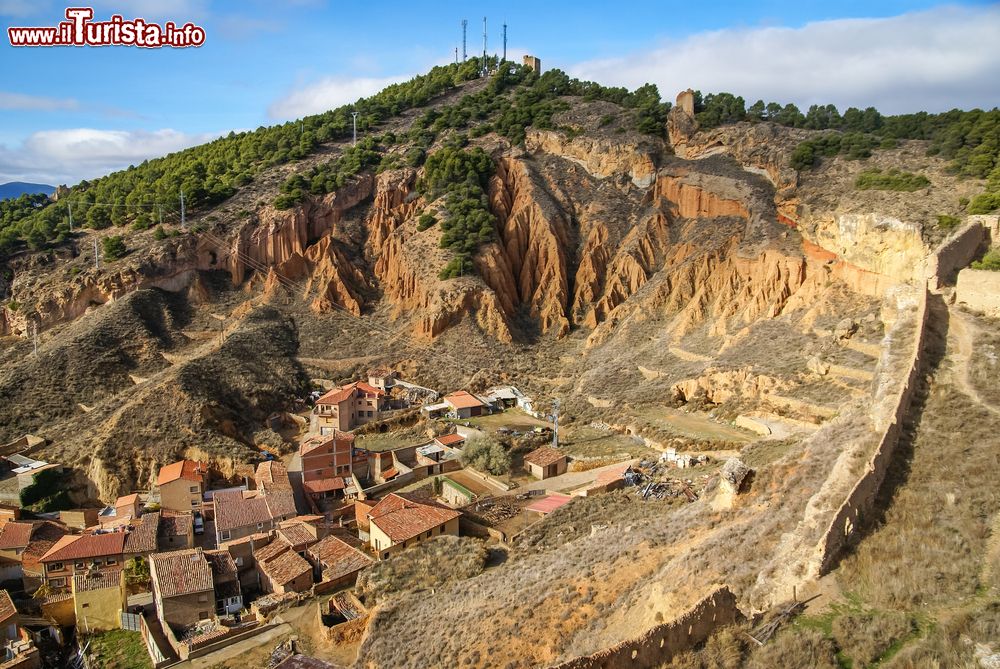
[
  {"x1": 433, "y1": 432, "x2": 466, "y2": 450},
  {"x1": 149, "y1": 549, "x2": 215, "y2": 630},
  {"x1": 39, "y1": 533, "x2": 127, "y2": 590},
  {"x1": 16, "y1": 521, "x2": 67, "y2": 593},
  {"x1": 307, "y1": 535, "x2": 372, "y2": 590},
  {"x1": 123, "y1": 511, "x2": 160, "y2": 560},
  {"x1": 204, "y1": 550, "x2": 243, "y2": 615},
  {"x1": 114, "y1": 494, "x2": 142, "y2": 520},
  {"x1": 366, "y1": 367, "x2": 399, "y2": 392},
  {"x1": 366, "y1": 493, "x2": 460, "y2": 560},
  {"x1": 0, "y1": 522, "x2": 33, "y2": 585},
  {"x1": 213, "y1": 489, "x2": 297, "y2": 546},
  {"x1": 157, "y1": 513, "x2": 194, "y2": 552},
  {"x1": 58, "y1": 509, "x2": 99, "y2": 530},
  {"x1": 253, "y1": 540, "x2": 313, "y2": 595},
  {"x1": 442, "y1": 391, "x2": 489, "y2": 419},
  {"x1": 311, "y1": 382, "x2": 388, "y2": 434},
  {"x1": 300, "y1": 432, "x2": 355, "y2": 501},
  {"x1": 221, "y1": 532, "x2": 271, "y2": 592},
  {"x1": 0, "y1": 589, "x2": 40, "y2": 669},
  {"x1": 524, "y1": 446, "x2": 568, "y2": 480},
  {"x1": 439, "y1": 476, "x2": 477, "y2": 508},
  {"x1": 157, "y1": 460, "x2": 207, "y2": 515},
  {"x1": 254, "y1": 460, "x2": 292, "y2": 493},
  {"x1": 276, "y1": 522, "x2": 318, "y2": 556},
  {"x1": 71, "y1": 567, "x2": 126, "y2": 633},
  {"x1": 0, "y1": 504, "x2": 21, "y2": 527}
]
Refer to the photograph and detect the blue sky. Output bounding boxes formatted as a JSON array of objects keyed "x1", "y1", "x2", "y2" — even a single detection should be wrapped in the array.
[{"x1": 1, "y1": 0, "x2": 998, "y2": 185}]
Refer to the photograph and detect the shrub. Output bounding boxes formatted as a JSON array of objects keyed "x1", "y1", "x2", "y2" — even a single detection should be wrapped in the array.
[
  {"x1": 461, "y1": 436, "x2": 511, "y2": 476},
  {"x1": 417, "y1": 212, "x2": 437, "y2": 231},
  {"x1": 102, "y1": 235, "x2": 127, "y2": 261},
  {"x1": 855, "y1": 168, "x2": 930, "y2": 192},
  {"x1": 19, "y1": 468, "x2": 72, "y2": 512},
  {"x1": 152, "y1": 225, "x2": 168, "y2": 240},
  {"x1": 972, "y1": 249, "x2": 1000, "y2": 271},
  {"x1": 936, "y1": 214, "x2": 961, "y2": 230},
  {"x1": 831, "y1": 612, "x2": 914, "y2": 667},
  {"x1": 746, "y1": 629, "x2": 839, "y2": 669}
]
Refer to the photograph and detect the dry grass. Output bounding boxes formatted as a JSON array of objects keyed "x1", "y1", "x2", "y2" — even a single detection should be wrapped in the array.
[
  {"x1": 356, "y1": 535, "x2": 486, "y2": 605},
  {"x1": 831, "y1": 612, "x2": 915, "y2": 667}
]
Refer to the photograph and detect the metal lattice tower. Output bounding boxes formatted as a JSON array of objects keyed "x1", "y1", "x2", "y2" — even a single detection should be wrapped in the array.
[
  {"x1": 482, "y1": 17, "x2": 488, "y2": 74},
  {"x1": 502, "y1": 23, "x2": 507, "y2": 62},
  {"x1": 461, "y1": 19, "x2": 467, "y2": 61}
]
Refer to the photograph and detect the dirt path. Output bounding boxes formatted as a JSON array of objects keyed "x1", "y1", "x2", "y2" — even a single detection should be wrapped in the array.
[{"x1": 946, "y1": 306, "x2": 1000, "y2": 417}]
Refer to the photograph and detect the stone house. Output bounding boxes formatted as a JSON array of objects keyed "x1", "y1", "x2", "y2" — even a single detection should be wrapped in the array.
[
  {"x1": 149, "y1": 549, "x2": 215, "y2": 631},
  {"x1": 156, "y1": 460, "x2": 207, "y2": 515},
  {"x1": 71, "y1": 568, "x2": 125, "y2": 633},
  {"x1": 443, "y1": 391, "x2": 488, "y2": 419},
  {"x1": 300, "y1": 432, "x2": 355, "y2": 500},
  {"x1": 311, "y1": 382, "x2": 388, "y2": 434},
  {"x1": 306, "y1": 535, "x2": 372, "y2": 590},
  {"x1": 157, "y1": 513, "x2": 194, "y2": 552},
  {"x1": 253, "y1": 540, "x2": 313, "y2": 595},
  {"x1": 213, "y1": 489, "x2": 297, "y2": 546},
  {"x1": 204, "y1": 550, "x2": 242, "y2": 615},
  {"x1": 366, "y1": 493, "x2": 460, "y2": 560},
  {"x1": 524, "y1": 446, "x2": 568, "y2": 480},
  {"x1": 39, "y1": 532, "x2": 127, "y2": 590}
]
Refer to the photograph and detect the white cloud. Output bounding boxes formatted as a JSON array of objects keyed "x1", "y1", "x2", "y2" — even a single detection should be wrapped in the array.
[
  {"x1": 568, "y1": 5, "x2": 1000, "y2": 114},
  {"x1": 268, "y1": 73, "x2": 413, "y2": 120},
  {"x1": 0, "y1": 128, "x2": 219, "y2": 186},
  {"x1": 0, "y1": 92, "x2": 78, "y2": 112}
]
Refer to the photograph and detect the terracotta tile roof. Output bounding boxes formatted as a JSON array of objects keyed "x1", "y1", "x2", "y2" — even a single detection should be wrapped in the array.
[
  {"x1": 264, "y1": 489, "x2": 297, "y2": 521},
  {"x1": 355, "y1": 381, "x2": 384, "y2": 396},
  {"x1": 204, "y1": 550, "x2": 238, "y2": 579},
  {"x1": 41, "y1": 532, "x2": 126, "y2": 563},
  {"x1": 300, "y1": 432, "x2": 354, "y2": 457},
  {"x1": 158, "y1": 514, "x2": 192, "y2": 538},
  {"x1": 0, "y1": 521, "x2": 34, "y2": 550},
  {"x1": 156, "y1": 460, "x2": 204, "y2": 486},
  {"x1": 302, "y1": 477, "x2": 346, "y2": 495},
  {"x1": 72, "y1": 567, "x2": 123, "y2": 593},
  {"x1": 124, "y1": 512, "x2": 160, "y2": 554},
  {"x1": 150, "y1": 549, "x2": 214, "y2": 598},
  {"x1": 524, "y1": 446, "x2": 566, "y2": 468},
  {"x1": 0, "y1": 590, "x2": 15, "y2": 625},
  {"x1": 255, "y1": 461, "x2": 291, "y2": 491},
  {"x1": 252, "y1": 539, "x2": 288, "y2": 564},
  {"x1": 595, "y1": 463, "x2": 631, "y2": 484},
  {"x1": 525, "y1": 493, "x2": 574, "y2": 515},
  {"x1": 434, "y1": 433, "x2": 465, "y2": 447},
  {"x1": 21, "y1": 522, "x2": 67, "y2": 574},
  {"x1": 276, "y1": 524, "x2": 316, "y2": 549},
  {"x1": 259, "y1": 548, "x2": 311, "y2": 586},
  {"x1": 444, "y1": 390, "x2": 486, "y2": 410},
  {"x1": 367, "y1": 367, "x2": 393, "y2": 378},
  {"x1": 214, "y1": 490, "x2": 271, "y2": 533},
  {"x1": 367, "y1": 493, "x2": 460, "y2": 544},
  {"x1": 308, "y1": 536, "x2": 372, "y2": 582},
  {"x1": 315, "y1": 385, "x2": 355, "y2": 405},
  {"x1": 115, "y1": 493, "x2": 140, "y2": 508}
]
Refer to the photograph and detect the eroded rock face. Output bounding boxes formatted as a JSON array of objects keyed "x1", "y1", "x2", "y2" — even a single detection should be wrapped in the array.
[{"x1": 525, "y1": 129, "x2": 658, "y2": 188}]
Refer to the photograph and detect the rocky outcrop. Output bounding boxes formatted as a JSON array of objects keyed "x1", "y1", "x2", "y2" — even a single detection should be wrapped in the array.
[{"x1": 525, "y1": 129, "x2": 658, "y2": 188}]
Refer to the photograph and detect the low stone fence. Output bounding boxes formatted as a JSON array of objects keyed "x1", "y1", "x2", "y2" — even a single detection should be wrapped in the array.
[
  {"x1": 924, "y1": 220, "x2": 988, "y2": 289},
  {"x1": 545, "y1": 587, "x2": 741, "y2": 669}
]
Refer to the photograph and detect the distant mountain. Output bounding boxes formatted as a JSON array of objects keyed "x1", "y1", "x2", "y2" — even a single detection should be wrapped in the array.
[{"x1": 0, "y1": 182, "x2": 56, "y2": 201}]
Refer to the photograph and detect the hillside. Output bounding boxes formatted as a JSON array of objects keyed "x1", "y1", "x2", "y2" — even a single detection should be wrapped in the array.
[
  {"x1": 0, "y1": 60, "x2": 998, "y2": 667},
  {"x1": 0, "y1": 182, "x2": 55, "y2": 201}
]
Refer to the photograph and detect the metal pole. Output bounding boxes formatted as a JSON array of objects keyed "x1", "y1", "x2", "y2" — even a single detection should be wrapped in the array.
[
  {"x1": 351, "y1": 112, "x2": 359, "y2": 146},
  {"x1": 502, "y1": 23, "x2": 507, "y2": 62},
  {"x1": 67, "y1": 202, "x2": 73, "y2": 232},
  {"x1": 482, "y1": 17, "x2": 487, "y2": 75},
  {"x1": 461, "y1": 19, "x2": 467, "y2": 61}
]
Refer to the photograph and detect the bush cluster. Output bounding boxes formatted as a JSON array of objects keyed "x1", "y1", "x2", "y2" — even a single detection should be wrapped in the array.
[{"x1": 854, "y1": 168, "x2": 931, "y2": 192}]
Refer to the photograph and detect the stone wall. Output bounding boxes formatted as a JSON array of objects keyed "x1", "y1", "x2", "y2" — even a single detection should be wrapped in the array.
[
  {"x1": 956, "y1": 268, "x2": 1000, "y2": 317},
  {"x1": 545, "y1": 588, "x2": 741, "y2": 669},
  {"x1": 924, "y1": 220, "x2": 987, "y2": 289}
]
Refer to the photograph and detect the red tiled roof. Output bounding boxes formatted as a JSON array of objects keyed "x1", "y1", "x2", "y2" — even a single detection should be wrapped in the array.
[
  {"x1": 21, "y1": 522, "x2": 68, "y2": 574},
  {"x1": 115, "y1": 493, "x2": 140, "y2": 508},
  {"x1": 315, "y1": 385, "x2": 355, "y2": 405},
  {"x1": 150, "y1": 549, "x2": 214, "y2": 598},
  {"x1": 0, "y1": 521, "x2": 33, "y2": 550},
  {"x1": 435, "y1": 433, "x2": 465, "y2": 447},
  {"x1": 277, "y1": 524, "x2": 316, "y2": 549},
  {"x1": 264, "y1": 489, "x2": 297, "y2": 521},
  {"x1": 72, "y1": 567, "x2": 123, "y2": 593},
  {"x1": 444, "y1": 390, "x2": 486, "y2": 410},
  {"x1": 308, "y1": 535, "x2": 372, "y2": 582},
  {"x1": 41, "y1": 532, "x2": 126, "y2": 563},
  {"x1": 156, "y1": 460, "x2": 204, "y2": 486},
  {"x1": 367, "y1": 493, "x2": 460, "y2": 544},
  {"x1": 259, "y1": 548, "x2": 311, "y2": 586},
  {"x1": 214, "y1": 490, "x2": 270, "y2": 533},
  {"x1": 303, "y1": 477, "x2": 345, "y2": 495},
  {"x1": 354, "y1": 381, "x2": 384, "y2": 396},
  {"x1": 253, "y1": 539, "x2": 288, "y2": 564},
  {"x1": 158, "y1": 514, "x2": 192, "y2": 538},
  {"x1": 255, "y1": 461, "x2": 291, "y2": 490},
  {"x1": 123, "y1": 512, "x2": 160, "y2": 555},
  {"x1": 0, "y1": 589, "x2": 15, "y2": 625},
  {"x1": 595, "y1": 463, "x2": 631, "y2": 484},
  {"x1": 524, "y1": 446, "x2": 566, "y2": 468},
  {"x1": 300, "y1": 432, "x2": 354, "y2": 457},
  {"x1": 525, "y1": 493, "x2": 573, "y2": 515},
  {"x1": 204, "y1": 550, "x2": 238, "y2": 579}
]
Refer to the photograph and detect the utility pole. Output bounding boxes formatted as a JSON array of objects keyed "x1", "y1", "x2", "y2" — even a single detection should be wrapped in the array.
[
  {"x1": 552, "y1": 398, "x2": 560, "y2": 448},
  {"x1": 502, "y1": 23, "x2": 507, "y2": 62},
  {"x1": 461, "y1": 19, "x2": 467, "y2": 62},
  {"x1": 351, "y1": 111, "x2": 359, "y2": 146},
  {"x1": 482, "y1": 16, "x2": 488, "y2": 76},
  {"x1": 93, "y1": 237, "x2": 100, "y2": 270},
  {"x1": 67, "y1": 202, "x2": 73, "y2": 232},
  {"x1": 180, "y1": 190, "x2": 186, "y2": 228},
  {"x1": 454, "y1": 46, "x2": 458, "y2": 64}
]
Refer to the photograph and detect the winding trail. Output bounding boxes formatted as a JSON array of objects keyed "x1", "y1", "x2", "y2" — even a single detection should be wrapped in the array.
[{"x1": 946, "y1": 305, "x2": 1000, "y2": 418}]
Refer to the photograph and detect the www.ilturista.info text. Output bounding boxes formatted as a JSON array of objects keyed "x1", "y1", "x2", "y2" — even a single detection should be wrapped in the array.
[{"x1": 7, "y1": 7, "x2": 206, "y2": 48}]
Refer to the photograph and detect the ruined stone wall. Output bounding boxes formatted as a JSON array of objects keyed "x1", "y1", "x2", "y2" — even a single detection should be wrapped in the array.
[
  {"x1": 545, "y1": 588, "x2": 742, "y2": 669},
  {"x1": 924, "y1": 220, "x2": 987, "y2": 289},
  {"x1": 956, "y1": 268, "x2": 1000, "y2": 317}
]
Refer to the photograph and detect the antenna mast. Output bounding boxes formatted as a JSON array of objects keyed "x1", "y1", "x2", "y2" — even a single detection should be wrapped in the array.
[
  {"x1": 351, "y1": 111, "x2": 359, "y2": 146},
  {"x1": 482, "y1": 16, "x2": 488, "y2": 75},
  {"x1": 461, "y1": 19, "x2": 467, "y2": 61},
  {"x1": 502, "y1": 23, "x2": 507, "y2": 62}
]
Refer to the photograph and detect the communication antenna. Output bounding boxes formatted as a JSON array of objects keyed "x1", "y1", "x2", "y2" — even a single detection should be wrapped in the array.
[
  {"x1": 454, "y1": 47, "x2": 458, "y2": 64},
  {"x1": 552, "y1": 398, "x2": 560, "y2": 448},
  {"x1": 502, "y1": 23, "x2": 507, "y2": 62},
  {"x1": 67, "y1": 202, "x2": 74, "y2": 232},
  {"x1": 482, "y1": 16, "x2": 487, "y2": 75},
  {"x1": 351, "y1": 111, "x2": 359, "y2": 146},
  {"x1": 461, "y1": 19, "x2": 467, "y2": 61},
  {"x1": 180, "y1": 190, "x2": 186, "y2": 227}
]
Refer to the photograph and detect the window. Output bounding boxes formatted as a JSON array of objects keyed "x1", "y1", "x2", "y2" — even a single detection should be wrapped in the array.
[
  {"x1": 234, "y1": 557, "x2": 244, "y2": 567},
  {"x1": 190, "y1": 486, "x2": 199, "y2": 493},
  {"x1": 199, "y1": 612, "x2": 209, "y2": 620},
  {"x1": 48, "y1": 563, "x2": 63, "y2": 572},
  {"x1": 106, "y1": 559, "x2": 117, "y2": 566},
  {"x1": 256, "y1": 523, "x2": 264, "y2": 530},
  {"x1": 220, "y1": 531, "x2": 231, "y2": 541},
  {"x1": 75, "y1": 561, "x2": 86, "y2": 569},
  {"x1": 191, "y1": 500, "x2": 199, "y2": 507},
  {"x1": 81, "y1": 603, "x2": 90, "y2": 609}
]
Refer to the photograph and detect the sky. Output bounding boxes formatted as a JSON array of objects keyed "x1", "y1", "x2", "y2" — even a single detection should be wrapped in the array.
[{"x1": 1, "y1": 0, "x2": 998, "y2": 186}]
